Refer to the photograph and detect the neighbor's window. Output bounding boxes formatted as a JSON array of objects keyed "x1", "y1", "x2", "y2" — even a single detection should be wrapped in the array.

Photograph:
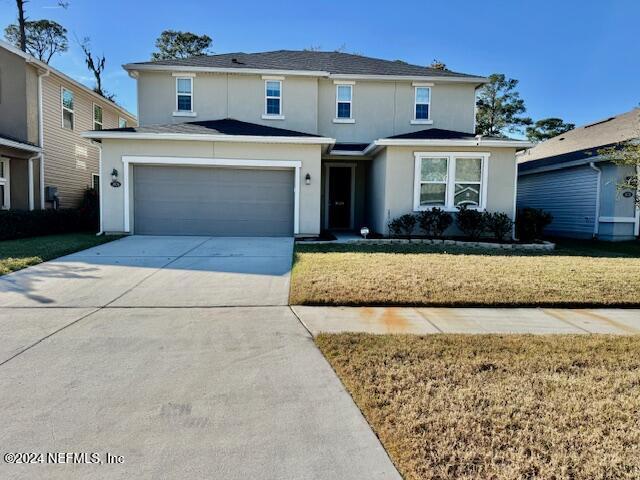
[
  {"x1": 176, "y1": 77, "x2": 193, "y2": 112},
  {"x1": 414, "y1": 153, "x2": 488, "y2": 210},
  {"x1": 119, "y1": 117, "x2": 127, "y2": 128},
  {"x1": 61, "y1": 88, "x2": 74, "y2": 129},
  {"x1": 414, "y1": 86, "x2": 430, "y2": 120},
  {"x1": 265, "y1": 80, "x2": 282, "y2": 116},
  {"x1": 0, "y1": 158, "x2": 9, "y2": 209},
  {"x1": 336, "y1": 84, "x2": 353, "y2": 119},
  {"x1": 93, "y1": 104, "x2": 103, "y2": 130},
  {"x1": 92, "y1": 173, "x2": 100, "y2": 195}
]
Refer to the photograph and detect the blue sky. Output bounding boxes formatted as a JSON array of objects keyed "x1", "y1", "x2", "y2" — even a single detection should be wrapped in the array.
[{"x1": 1, "y1": 0, "x2": 638, "y2": 127}]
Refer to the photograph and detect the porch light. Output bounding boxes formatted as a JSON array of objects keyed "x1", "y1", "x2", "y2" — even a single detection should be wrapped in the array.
[
  {"x1": 305, "y1": 173, "x2": 311, "y2": 185},
  {"x1": 110, "y1": 168, "x2": 121, "y2": 188},
  {"x1": 360, "y1": 227, "x2": 370, "y2": 239}
]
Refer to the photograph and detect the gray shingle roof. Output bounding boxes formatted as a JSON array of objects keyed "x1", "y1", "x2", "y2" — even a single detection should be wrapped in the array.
[
  {"x1": 128, "y1": 50, "x2": 482, "y2": 79},
  {"x1": 386, "y1": 128, "x2": 507, "y2": 141},
  {"x1": 94, "y1": 118, "x2": 321, "y2": 137},
  {"x1": 519, "y1": 108, "x2": 640, "y2": 164}
]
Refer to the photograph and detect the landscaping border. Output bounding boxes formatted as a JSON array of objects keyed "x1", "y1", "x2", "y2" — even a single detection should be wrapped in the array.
[{"x1": 298, "y1": 238, "x2": 556, "y2": 251}]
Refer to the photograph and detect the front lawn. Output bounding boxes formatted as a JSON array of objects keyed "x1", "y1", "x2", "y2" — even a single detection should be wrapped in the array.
[
  {"x1": 317, "y1": 333, "x2": 640, "y2": 480},
  {"x1": 0, "y1": 233, "x2": 121, "y2": 276},
  {"x1": 289, "y1": 240, "x2": 640, "y2": 307}
]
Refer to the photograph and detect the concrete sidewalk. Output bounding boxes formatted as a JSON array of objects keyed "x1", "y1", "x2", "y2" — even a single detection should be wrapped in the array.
[{"x1": 292, "y1": 306, "x2": 640, "y2": 335}]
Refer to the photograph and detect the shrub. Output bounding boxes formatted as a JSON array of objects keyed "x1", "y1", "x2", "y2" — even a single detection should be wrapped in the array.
[
  {"x1": 417, "y1": 208, "x2": 453, "y2": 238},
  {"x1": 388, "y1": 213, "x2": 416, "y2": 237},
  {"x1": 78, "y1": 188, "x2": 99, "y2": 231},
  {"x1": 456, "y1": 205, "x2": 486, "y2": 240},
  {"x1": 516, "y1": 208, "x2": 553, "y2": 242},
  {"x1": 484, "y1": 212, "x2": 514, "y2": 242}
]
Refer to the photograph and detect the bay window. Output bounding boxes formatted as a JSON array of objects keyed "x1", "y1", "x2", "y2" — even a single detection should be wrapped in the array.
[{"x1": 414, "y1": 152, "x2": 488, "y2": 211}]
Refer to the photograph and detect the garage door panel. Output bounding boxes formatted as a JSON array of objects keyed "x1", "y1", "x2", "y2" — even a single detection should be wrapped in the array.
[{"x1": 133, "y1": 165, "x2": 294, "y2": 236}]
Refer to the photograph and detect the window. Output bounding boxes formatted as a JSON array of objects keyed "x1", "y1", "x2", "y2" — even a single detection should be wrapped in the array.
[
  {"x1": 92, "y1": 173, "x2": 100, "y2": 195},
  {"x1": 414, "y1": 87, "x2": 430, "y2": 120},
  {"x1": 119, "y1": 117, "x2": 127, "y2": 128},
  {"x1": 336, "y1": 84, "x2": 353, "y2": 119},
  {"x1": 0, "y1": 158, "x2": 10, "y2": 209},
  {"x1": 93, "y1": 104, "x2": 103, "y2": 130},
  {"x1": 264, "y1": 80, "x2": 282, "y2": 116},
  {"x1": 61, "y1": 88, "x2": 74, "y2": 129},
  {"x1": 414, "y1": 153, "x2": 488, "y2": 211},
  {"x1": 176, "y1": 77, "x2": 193, "y2": 112}
]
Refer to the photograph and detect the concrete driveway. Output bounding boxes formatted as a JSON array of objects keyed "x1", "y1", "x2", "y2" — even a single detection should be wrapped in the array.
[{"x1": 0, "y1": 236, "x2": 400, "y2": 480}]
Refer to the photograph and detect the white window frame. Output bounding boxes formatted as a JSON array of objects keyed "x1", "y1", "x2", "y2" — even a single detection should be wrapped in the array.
[
  {"x1": 0, "y1": 157, "x2": 10, "y2": 209},
  {"x1": 412, "y1": 86, "x2": 433, "y2": 125},
  {"x1": 413, "y1": 152, "x2": 489, "y2": 212},
  {"x1": 262, "y1": 79, "x2": 284, "y2": 119},
  {"x1": 118, "y1": 117, "x2": 127, "y2": 128},
  {"x1": 61, "y1": 87, "x2": 74, "y2": 130},
  {"x1": 92, "y1": 173, "x2": 100, "y2": 192},
  {"x1": 173, "y1": 76, "x2": 195, "y2": 117},
  {"x1": 93, "y1": 103, "x2": 103, "y2": 130},
  {"x1": 334, "y1": 82, "x2": 355, "y2": 123}
]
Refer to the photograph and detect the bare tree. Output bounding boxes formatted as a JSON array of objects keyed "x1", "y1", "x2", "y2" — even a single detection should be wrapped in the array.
[{"x1": 79, "y1": 37, "x2": 113, "y2": 100}]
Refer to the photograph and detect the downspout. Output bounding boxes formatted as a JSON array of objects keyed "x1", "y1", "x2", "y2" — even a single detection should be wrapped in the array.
[
  {"x1": 589, "y1": 162, "x2": 602, "y2": 238},
  {"x1": 35, "y1": 64, "x2": 50, "y2": 209},
  {"x1": 26, "y1": 153, "x2": 38, "y2": 210},
  {"x1": 96, "y1": 143, "x2": 103, "y2": 235}
]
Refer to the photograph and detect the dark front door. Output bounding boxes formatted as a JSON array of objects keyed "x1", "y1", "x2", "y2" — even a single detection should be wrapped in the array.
[{"x1": 328, "y1": 166, "x2": 352, "y2": 229}]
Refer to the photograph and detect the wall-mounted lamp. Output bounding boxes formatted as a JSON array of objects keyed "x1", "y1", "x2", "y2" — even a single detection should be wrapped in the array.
[
  {"x1": 360, "y1": 227, "x2": 370, "y2": 239},
  {"x1": 110, "y1": 168, "x2": 121, "y2": 188},
  {"x1": 305, "y1": 173, "x2": 311, "y2": 185}
]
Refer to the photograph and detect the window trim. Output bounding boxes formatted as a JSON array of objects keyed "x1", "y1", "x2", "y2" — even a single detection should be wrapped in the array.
[
  {"x1": 61, "y1": 87, "x2": 74, "y2": 130},
  {"x1": 92, "y1": 173, "x2": 100, "y2": 192},
  {"x1": 412, "y1": 86, "x2": 433, "y2": 125},
  {"x1": 0, "y1": 157, "x2": 10, "y2": 209},
  {"x1": 413, "y1": 152, "x2": 489, "y2": 212},
  {"x1": 174, "y1": 76, "x2": 194, "y2": 116},
  {"x1": 93, "y1": 103, "x2": 103, "y2": 130},
  {"x1": 262, "y1": 79, "x2": 284, "y2": 119},
  {"x1": 334, "y1": 83, "x2": 354, "y2": 122},
  {"x1": 118, "y1": 117, "x2": 127, "y2": 128}
]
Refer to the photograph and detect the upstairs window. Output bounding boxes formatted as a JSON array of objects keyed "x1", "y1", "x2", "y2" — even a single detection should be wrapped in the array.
[
  {"x1": 176, "y1": 77, "x2": 193, "y2": 112},
  {"x1": 93, "y1": 104, "x2": 103, "y2": 130},
  {"x1": 265, "y1": 80, "x2": 282, "y2": 116},
  {"x1": 61, "y1": 88, "x2": 74, "y2": 129},
  {"x1": 119, "y1": 117, "x2": 127, "y2": 128},
  {"x1": 414, "y1": 86, "x2": 430, "y2": 120},
  {"x1": 414, "y1": 153, "x2": 488, "y2": 211},
  {"x1": 336, "y1": 84, "x2": 353, "y2": 119}
]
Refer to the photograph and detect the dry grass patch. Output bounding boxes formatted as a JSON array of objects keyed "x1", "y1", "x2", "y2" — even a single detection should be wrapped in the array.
[
  {"x1": 290, "y1": 242, "x2": 640, "y2": 306},
  {"x1": 316, "y1": 333, "x2": 640, "y2": 480}
]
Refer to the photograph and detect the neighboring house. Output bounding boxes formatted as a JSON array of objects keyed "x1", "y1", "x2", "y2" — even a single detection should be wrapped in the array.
[
  {"x1": 0, "y1": 40, "x2": 136, "y2": 211},
  {"x1": 518, "y1": 108, "x2": 639, "y2": 241},
  {"x1": 84, "y1": 50, "x2": 530, "y2": 237}
]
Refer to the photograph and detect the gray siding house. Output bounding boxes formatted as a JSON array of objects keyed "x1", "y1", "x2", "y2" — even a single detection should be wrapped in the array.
[
  {"x1": 517, "y1": 108, "x2": 639, "y2": 241},
  {"x1": 84, "y1": 50, "x2": 530, "y2": 237}
]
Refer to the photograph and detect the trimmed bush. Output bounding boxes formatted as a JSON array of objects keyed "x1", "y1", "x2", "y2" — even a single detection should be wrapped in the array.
[
  {"x1": 417, "y1": 208, "x2": 453, "y2": 238},
  {"x1": 456, "y1": 205, "x2": 486, "y2": 240},
  {"x1": 517, "y1": 208, "x2": 553, "y2": 242},
  {"x1": 388, "y1": 214, "x2": 417, "y2": 237},
  {"x1": 0, "y1": 188, "x2": 99, "y2": 241},
  {"x1": 484, "y1": 212, "x2": 514, "y2": 242}
]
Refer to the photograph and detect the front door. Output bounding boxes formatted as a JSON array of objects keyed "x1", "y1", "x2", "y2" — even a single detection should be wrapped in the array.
[{"x1": 328, "y1": 166, "x2": 352, "y2": 229}]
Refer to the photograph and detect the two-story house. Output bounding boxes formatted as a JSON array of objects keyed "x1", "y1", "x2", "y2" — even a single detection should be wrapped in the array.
[
  {"x1": 0, "y1": 40, "x2": 136, "y2": 211},
  {"x1": 84, "y1": 50, "x2": 530, "y2": 237}
]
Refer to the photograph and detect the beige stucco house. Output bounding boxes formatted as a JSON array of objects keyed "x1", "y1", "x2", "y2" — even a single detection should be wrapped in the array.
[
  {"x1": 0, "y1": 40, "x2": 136, "y2": 211},
  {"x1": 84, "y1": 50, "x2": 530, "y2": 237}
]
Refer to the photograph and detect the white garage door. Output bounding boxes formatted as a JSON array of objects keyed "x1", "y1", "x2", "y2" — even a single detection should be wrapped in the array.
[{"x1": 133, "y1": 165, "x2": 294, "y2": 236}]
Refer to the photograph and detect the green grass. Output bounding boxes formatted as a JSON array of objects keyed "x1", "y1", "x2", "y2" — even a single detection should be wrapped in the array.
[
  {"x1": 290, "y1": 239, "x2": 640, "y2": 307},
  {"x1": 317, "y1": 333, "x2": 640, "y2": 480},
  {"x1": 0, "y1": 233, "x2": 122, "y2": 276}
]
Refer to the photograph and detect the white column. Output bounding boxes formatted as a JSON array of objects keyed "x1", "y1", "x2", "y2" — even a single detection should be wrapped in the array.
[{"x1": 28, "y1": 157, "x2": 34, "y2": 210}]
